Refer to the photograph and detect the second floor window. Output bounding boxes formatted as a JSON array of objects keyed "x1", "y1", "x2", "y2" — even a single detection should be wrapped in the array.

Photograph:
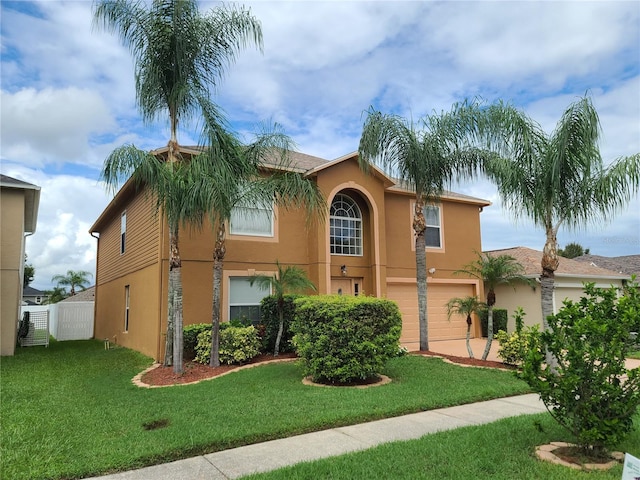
[
  {"x1": 423, "y1": 205, "x2": 441, "y2": 248},
  {"x1": 330, "y1": 194, "x2": 362, "y2": 256},
  {"x1": 230, "y1": 200, "x2": 274, "y2": 237},
  {"x1": 120, "y1": 211, "x2": 126, "y2": 254}
]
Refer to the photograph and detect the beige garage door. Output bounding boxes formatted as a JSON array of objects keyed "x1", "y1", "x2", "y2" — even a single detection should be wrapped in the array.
[{"x1": 387, "y1": 283, "x2": 475, "y2": 350}]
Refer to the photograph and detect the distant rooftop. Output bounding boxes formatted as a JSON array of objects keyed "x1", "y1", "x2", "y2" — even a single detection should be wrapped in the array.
[
  {"x1": 485, "y1": 246, "x2": 629, "y2": 279},
  {"x1": 572, "y1": 254, "x2": 640, "y2": 277}
]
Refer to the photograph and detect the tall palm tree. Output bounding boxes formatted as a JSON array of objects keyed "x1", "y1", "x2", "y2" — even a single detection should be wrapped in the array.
[
  {"x1": 446, "y1": 296, "x2": 484, "y2": 359},
  {"x1": 51, "y1": 270, "x2": 92, "y2": 296},
  {"x1": 476, "y1": 96, "x2": 640, "y2": 333},
  {"x1": 455, "y1": 252, "x2": 529, "y2": 360},
  {"x1": 358, "y1": 106, "x2": 486, "y2": 351},
  {"x1": 93, "y1": 0, "x2": 262, "y2": 373},
  {"x1": 249, "y1": 260, "x2": 316, "y2": 356},
  {"x1": 189, "y1": 127, "x2": 326, "y2": 367}
]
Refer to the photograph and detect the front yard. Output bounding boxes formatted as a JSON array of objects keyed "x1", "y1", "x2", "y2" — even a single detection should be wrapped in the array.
[{"x1": 2, "y1": 339, "x2": 530, "y2": 480}]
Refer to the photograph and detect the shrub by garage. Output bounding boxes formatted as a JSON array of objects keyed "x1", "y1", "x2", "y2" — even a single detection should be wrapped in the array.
[{"x1": 292, "y1": 295, "x2": 402, "y2": 384}]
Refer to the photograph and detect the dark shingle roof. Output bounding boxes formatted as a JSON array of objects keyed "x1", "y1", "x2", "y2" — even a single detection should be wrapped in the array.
[{"x1": 573, "y1": 254, "x2": 640, "y2": 276}]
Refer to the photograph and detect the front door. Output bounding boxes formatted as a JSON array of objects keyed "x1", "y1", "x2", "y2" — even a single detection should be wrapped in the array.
[{"x1": 331, "y1": 277, "x2": 363, "y2": 296}]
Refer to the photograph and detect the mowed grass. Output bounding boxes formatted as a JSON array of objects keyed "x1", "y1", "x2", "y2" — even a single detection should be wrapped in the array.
[
  {"x1": 244, "y1": 414, "x2": 640, "y2": 480},
  {"x1": 1, "y1": 340, "x2": 530, "y2": 480}
]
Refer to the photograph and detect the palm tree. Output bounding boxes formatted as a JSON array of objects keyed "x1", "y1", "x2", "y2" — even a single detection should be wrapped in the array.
[
  {"x1": 358, "y1": 106, "x2": 486, "y2": 351},
  {"x1": 249, "y1": 261, "x2": 316, "y2": 356},
  {"x1": 93, "y1": 0, "x2": 262, "y2": 373},
  {"x1": 446, "y1": 296, "x2": 484, "y2": 359},
  {"x1": 477, "y1": 96, "x2": 640, "y2": 334},
  {"x1": 42, "y1": 286, "x2": 69, "y2": 304},
  {"x1": 455, "y1": 252, "x2": 529, "y2": 360},
  {"x1": 189, "y1": 127, "x2": 326, "y2": 367},
  {"x1": 51, "y1": 270, "x2": 92, "y2": 296}
]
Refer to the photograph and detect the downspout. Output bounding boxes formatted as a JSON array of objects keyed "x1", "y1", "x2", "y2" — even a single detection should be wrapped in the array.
[{"x1": 90, "y1": 232, "x2": 100, "y2": 340}]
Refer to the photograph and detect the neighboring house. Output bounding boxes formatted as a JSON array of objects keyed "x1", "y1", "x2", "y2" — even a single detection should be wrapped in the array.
[
  {"x1": 59, "y1": 286, "x2": 95, "y2": 303},
  {"x1": 572, "y1": 254, "x2": 640, "y2": 278},
  {"x1": 486, "y1": 246, "x2": 629, "y2": 332},
  {"x1": 22, "y1": 286, "x2": 47, "y2": 305},
  {"x1": 90, "y1": 149, "x2": 490, "y2": 361},
  {"x1": 1, "y1": 174, "x2": 41, "y2": 356}
]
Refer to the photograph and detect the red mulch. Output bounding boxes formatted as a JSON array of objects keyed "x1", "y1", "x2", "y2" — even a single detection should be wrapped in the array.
[
  {"x1": 418, "y1": 350, "x2": 515, "y2": 369},
  {"x1": 141, "y1": 351, "x2": 512, "y2": 387},
  {"x1": 141, "y1": 352, "x2": 297, "y2": 386}
]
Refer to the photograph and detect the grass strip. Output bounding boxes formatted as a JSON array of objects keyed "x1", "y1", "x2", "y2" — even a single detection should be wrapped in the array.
[
  {"x1": 1, "y1": 339, "x2": 530, "y2": 480},
  {"x1": 243, "y1": 413, "x2": 640, "y2": 480}
]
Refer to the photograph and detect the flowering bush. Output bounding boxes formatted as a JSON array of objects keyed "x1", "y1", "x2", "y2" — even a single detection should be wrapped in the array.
[
  {"x1": 519, "y1": 281, "x2": 640, "y2": 456},
  {"x1": 194, "y1": 325, "x2": 261, "y2": 365},
  {"x1": 495, "y1": 307, "x2": 539, "y2": 366}
]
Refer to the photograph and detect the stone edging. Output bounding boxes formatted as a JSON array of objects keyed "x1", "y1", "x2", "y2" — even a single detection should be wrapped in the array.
[
  {"x1": 535, "y1": 442, "x2": 624, "y2": 471},
  {"x1": 132, "y1": 358, "x2": 297, "y2": 389},
  {"x1": 302, "y1": 374, "x2": 392, "y2": 389}
]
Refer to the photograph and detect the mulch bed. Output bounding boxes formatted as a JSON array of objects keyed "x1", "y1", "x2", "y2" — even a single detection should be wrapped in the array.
[
  {"x1": 140, "y1": 351, "x2": 512, "y2": 387},
  {"x1": 141, "y1": 352, "x2": 297, "y2": 386},
  {"x1": 418, "y1": 350, "x2": 515, "y2": 370}
]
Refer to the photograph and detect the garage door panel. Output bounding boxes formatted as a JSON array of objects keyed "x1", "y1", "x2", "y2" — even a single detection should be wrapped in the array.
[{"x1": 387, "y1": 283, "x2": 475, "y2": 348}]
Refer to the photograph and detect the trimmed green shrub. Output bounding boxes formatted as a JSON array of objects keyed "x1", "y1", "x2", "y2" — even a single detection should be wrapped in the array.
[
  {"x1": 183, "y1": 323, "x2": 211, "y2": 360},
  {"x1": 495, "y1": 307, "x2": 540, "y2": 366},
  {"x1": 520, "y1": 281, "x2": 640, "y2": 456},
  {"x1": 479, "y1": 308, "x2": 507, "y2": 336},
  {"x1": 194, "y1": 325, "x2": 261, "y2": 365},
  {"x1": 259, "y1": 294, "x2": 301, "y2": 354},
  {"x1": 292, "y1": 295, "x2": 402, "y2": 384}
]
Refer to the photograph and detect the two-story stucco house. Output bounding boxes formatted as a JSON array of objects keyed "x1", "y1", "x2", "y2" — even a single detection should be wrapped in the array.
[
  {"x1": 1, "y1": 174, "x2": 40, "y2": 356},
  {"x1": 90, "y1": 149, "x2": 490, "y2": 361}
]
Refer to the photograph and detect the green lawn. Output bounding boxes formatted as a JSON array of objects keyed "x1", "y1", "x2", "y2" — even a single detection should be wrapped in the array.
[
  {"x1": 628, "y1": 350, "x2": 640, "y2": 360},
  {"x1": 1, "y1": 339, "x2": 531, "y2": 480},
  {"x1": 244, "y1": 413, "x2": 640, "y2": 480}
]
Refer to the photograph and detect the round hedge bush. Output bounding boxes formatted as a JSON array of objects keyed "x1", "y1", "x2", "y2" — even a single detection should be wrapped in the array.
[{"x1": 292, "y1": 295, "x2": 402, "y2": 384}]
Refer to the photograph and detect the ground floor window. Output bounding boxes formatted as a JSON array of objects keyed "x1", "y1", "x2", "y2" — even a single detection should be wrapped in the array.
[
  {"x1": 124, "y1": 285, "x2": 130, "y2": 332},
  {"x1": 228, "y1": 277, "x2": 270, "y2": 324}
]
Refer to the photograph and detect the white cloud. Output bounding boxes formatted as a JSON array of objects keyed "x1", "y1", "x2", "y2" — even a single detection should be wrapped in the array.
[{"x1": 1, "y1": 87, "x2": 114, "y2": 167}]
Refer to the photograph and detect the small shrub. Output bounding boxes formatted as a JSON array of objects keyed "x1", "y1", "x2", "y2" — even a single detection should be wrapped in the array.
[
  {"x1": 495, "y1": 308, "x2": 539, "y2": 366},
  {"x1": 520, "y1": 281, "x2": 640, "y2": 456},
  {"x1": 183, "y1": 323, "x2": 210, "y2": 360},
  {"x1": 479, "y1": 308, "x2": 507, "y2": 336},
  {"x1": 292, "y1": 295, "x2": 402, "y2": 384},
  {"x1": 259, "y1": 294, "x2": 301, "y2": 354},
  {"x1": 194, "y1": 325, "x2": 261, "y2": 365}
]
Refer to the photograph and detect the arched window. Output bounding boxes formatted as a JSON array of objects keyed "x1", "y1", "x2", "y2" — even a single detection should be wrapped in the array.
[{"x1": 330, "y1": 193, "x2": 362, "y2": 256}]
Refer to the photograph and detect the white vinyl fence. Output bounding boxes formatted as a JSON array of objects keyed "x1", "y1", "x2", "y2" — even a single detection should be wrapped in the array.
[{"x1": 20, "y1": 302, "x2": 94, "y2": 342}]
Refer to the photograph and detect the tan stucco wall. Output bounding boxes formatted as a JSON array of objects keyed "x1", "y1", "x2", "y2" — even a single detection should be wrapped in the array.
[
  {"x1": 494, "y1": 277, "x2": 627, "y2": 331},
  {"x1": 94, "y1": 263, "x2": 162, "y2": 359},
  {"x1": 1, "y1": 189, "x2": 26, "y2": 356}
]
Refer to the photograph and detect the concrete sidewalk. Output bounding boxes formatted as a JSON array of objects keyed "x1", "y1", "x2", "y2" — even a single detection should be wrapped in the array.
[{"x1": 90, "y1": 394, "x2": 546, "y2": 480}]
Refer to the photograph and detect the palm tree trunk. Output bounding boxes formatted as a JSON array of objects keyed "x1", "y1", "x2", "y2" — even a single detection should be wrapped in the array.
[
  {"x1": 171, "y1": 268, "x2": 184, "y2": 374},
  {"x1": 482, "y1": 306, "x2": 494, "y2": 360},
  {"x1": 210, "y1": 221, "x2": 226, "y2": 367},
  {"x1": 540, "y1": 226, "x2": 559, "y2": 330},
  {"x1": 466, "y1": 315, "x2": 474, "y2": 358},
  {"x1": 167, "y1": 224, "x2": 183, "y2": 374},
  {"x1": 274, "y1": 307, "x2": 284, "y2": 357},
  {"x1": 541, "y1": 226, "x2": 559, "y2": 368},
  {"x1": 414, "y1": 199, "x2": 429, "y2": 351}
]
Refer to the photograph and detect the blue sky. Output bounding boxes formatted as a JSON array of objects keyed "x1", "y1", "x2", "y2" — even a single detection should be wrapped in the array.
[{"x1": 1, "y1": 0, "x2": 639, "y2": 291}]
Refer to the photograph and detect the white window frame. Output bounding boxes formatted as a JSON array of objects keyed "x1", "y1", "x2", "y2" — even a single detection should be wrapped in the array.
[
  {"x1": 228, "y1": 277, "x2": 271, "y2": 324},
  {"x1": 423, "y1": 204, "x2": 442, "y2": 248},
  {"x1": 229, "y1": 200, "x2": 274, "y2": 237},
  {"x1": 124, "y1": 285, "x2": 130, "y2": 332},
  {"x1": 330, "y1": 193, "x2": 363, "y2": 256},
  {"x1": 120, "y1": 211, "x2": 127, "y2": 255}
]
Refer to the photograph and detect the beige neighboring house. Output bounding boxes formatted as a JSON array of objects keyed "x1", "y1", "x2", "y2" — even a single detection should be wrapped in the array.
[
  {"x1": 1, "y1": 174, "x2": 41, "y2": 356},
  {"x1": 486, "y1": 247, "x2": 629, "y2": 332}
]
